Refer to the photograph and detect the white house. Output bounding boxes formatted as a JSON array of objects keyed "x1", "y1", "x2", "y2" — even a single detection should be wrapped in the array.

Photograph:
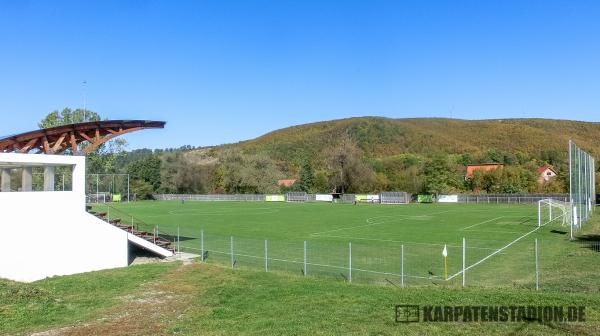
[
  {"x1": 538, "y1": 165, "x2": 557, "y2": 184},
  {"x1": 0, "y1": 152, "x2": 172, "y2": 282}
]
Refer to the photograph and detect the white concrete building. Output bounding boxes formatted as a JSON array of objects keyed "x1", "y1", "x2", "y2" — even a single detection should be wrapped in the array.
[{"x1": 0, "y1": 152, "x2": 172, "y2": 282}]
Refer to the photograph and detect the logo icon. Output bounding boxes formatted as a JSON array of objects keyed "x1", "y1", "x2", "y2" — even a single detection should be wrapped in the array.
[{"x1": 395, "y1": 305, "x2": 420, "y2": 323}]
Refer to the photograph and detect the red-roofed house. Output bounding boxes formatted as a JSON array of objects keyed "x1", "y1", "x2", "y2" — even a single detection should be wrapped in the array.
[
  {"x1": 538, "y1": 166, "x2": 557, "y2": 184},
  {"x1": 465, "y1": 163, "x2": 504, "y2": 179},
  {"x1": 277, "y1": 179, "x2": 297, "y2": 187}
]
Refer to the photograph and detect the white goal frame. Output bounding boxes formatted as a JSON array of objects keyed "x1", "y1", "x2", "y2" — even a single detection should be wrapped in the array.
[{"x1": 537, "y1": 198, "x2": 573, "y2": 228}]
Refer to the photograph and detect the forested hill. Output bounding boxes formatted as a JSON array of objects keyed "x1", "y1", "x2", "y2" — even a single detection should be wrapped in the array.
[
  {"x1": 227, "y1": 117, "x2": 600, "y2": 164},
  {"x1": 122, "y1": 117, "x2": 600, "y2": 196}
]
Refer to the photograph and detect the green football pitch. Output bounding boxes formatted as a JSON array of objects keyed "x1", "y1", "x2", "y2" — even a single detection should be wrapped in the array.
[{"x1": 97, "y1": 201, "x2": 571, "y2": 288}]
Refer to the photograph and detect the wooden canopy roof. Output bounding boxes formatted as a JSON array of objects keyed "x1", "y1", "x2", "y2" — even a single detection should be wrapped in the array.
[{"x1": 0, "y1": 120, "x2": 165, "y2": 155}]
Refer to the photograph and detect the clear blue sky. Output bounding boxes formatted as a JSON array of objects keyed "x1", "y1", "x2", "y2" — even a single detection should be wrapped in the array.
[{"x1": 1, "y1": 1, "x2": 599, "y2": 149}]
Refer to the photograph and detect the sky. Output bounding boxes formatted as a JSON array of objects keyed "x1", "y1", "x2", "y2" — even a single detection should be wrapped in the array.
[{"x1": 1, "y1": 0, "x2": 600, "y2": 149}]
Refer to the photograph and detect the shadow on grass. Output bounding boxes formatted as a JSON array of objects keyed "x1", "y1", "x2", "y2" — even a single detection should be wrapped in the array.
[{"x1": 574, "y1": 234, "x2": 600, "y2": 252}]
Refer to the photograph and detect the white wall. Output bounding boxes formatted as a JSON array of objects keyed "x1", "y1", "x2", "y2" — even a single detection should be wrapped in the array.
[{"x1": 0, "y1": 153, "x2": 129, "y2": 282}]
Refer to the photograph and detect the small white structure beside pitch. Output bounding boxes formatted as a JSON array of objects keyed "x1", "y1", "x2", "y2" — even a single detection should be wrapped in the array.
[{"x1": 0, "y1": 153, "x2": 137, "y2": 282}]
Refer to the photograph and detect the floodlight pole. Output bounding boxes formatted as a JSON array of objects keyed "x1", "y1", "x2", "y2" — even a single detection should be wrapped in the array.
[
  {"x1": 584, "y1": 152, "x2": 588, "y2": 222},
  {"x1": 579, "y1": 148, "x2": 583, "y2": 226},
  {"x1": 569, "y1": 140, "x2": 573, "y2": 226},
  {"x1": 83, "y1": 80, "x2": 87, "y2": 120}
]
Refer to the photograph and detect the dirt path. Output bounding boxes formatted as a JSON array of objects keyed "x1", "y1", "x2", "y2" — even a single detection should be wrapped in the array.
[{"x1": 31, "y1": 261, "x2": 201, "y2": 336}]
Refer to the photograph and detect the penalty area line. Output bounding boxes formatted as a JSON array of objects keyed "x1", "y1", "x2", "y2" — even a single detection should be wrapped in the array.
[
  {"x1": 460, "y1": 216, "x2": 503, "y2": 230},
  {"x1": 447, "y1": 223, "x2": 546, "y2": 281}
]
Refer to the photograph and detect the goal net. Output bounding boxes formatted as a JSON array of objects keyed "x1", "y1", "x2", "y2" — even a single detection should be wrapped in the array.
[
  {"x1": 286, "y1": 192, "x2": 308, "y2": 202},
  {"x1": 538, "y1": 199, "x2": 573, "y2": 228},
  {"x1": 380, "y1": 192, "x2": 410, "y2": 204}
]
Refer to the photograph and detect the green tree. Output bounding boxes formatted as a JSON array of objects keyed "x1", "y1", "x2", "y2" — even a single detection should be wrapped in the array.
[
  {"x1": 295, "y1": 160, "x2": 315, "y2": 192},
  {"x1": 38, "y1": 107, "x2": 101, "y2": 128},
  {"x1": 324, "y1": 133, "x2": 374, "y2": 193},
  {"x1": 130, "y1": 179, "x2": 154, "y2": 200},
  {"x1": 126, "y1": 156, "x2": 162, "y2": 191},
  {"x1": 219, "y1": 149, "x2": 282, "y2": 194},
  {"x1": 421, "y1": 156, "x2": 463, "y2": 194},
  {"x1": 159, "y1": 152, "x2": 216, "y2": 194}
]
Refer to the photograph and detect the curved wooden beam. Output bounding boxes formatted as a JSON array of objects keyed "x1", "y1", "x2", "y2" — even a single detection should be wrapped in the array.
[{"x1": 0, "y1": 120, "x2": 166, "y2": 154}]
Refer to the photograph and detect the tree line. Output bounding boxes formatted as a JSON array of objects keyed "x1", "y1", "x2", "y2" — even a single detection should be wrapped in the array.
[{"x1": 39, "y1": 109, "x2": 598, "y2": 198}]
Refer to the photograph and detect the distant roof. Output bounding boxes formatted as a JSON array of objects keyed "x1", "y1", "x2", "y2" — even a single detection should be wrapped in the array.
[
  {"x1": 465, "y1": 163, "x2": 504, "y2": 178},
  {"x1": 538, "y1": 166, "x2": 556, "y2": 174},
  {"x1": 278, "y1": 179, "x2": 297, "y2": 187},
  {"x1": 0, "y1": 120, "x2": 165, "y2": 154}
]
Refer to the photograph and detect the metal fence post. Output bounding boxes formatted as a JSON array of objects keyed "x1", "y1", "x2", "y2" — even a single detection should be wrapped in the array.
[
  {"x1": 265, "y1": 239, "x2": 268, "y2": 272},
  {"x1": 348, "y1": 242, "x2": 352, "y2": 283},
  {"x1": 200, "y1": 229, "x2": 204, "y2": 262},
  {"x1": 230, "y1": 236, "x2": 234, "y2": 268},
  {"x1": 303, "y1": 240, "x2": 307, "y2": 276},
  {"x1": 401, "y1": 244, "x2": 404, "y2": 288},
  {"x1": 535, "y1": 238, "x2": 539, "y2": 291},
  {"x1": 538, "y1": 201, "x2": 541, "y2": 227},
  {"x1": 177, "y1": 225, "x2": 180, "y2": 253},
  {"x1": 462, "y1": 237, "x2": 466, "y2": 287},
  {"x1": 570, "y1": 203, "x2": 575, "y2": 240}
]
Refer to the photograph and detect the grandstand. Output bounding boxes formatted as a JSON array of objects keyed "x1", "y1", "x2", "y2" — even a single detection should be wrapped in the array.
[{"x1": 0, "y1": 121, "x2": 170, "y2": 282}]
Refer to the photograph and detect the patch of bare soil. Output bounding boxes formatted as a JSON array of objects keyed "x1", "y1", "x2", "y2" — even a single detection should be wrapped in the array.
[{"x1": 31, "y1": 263, "x2": 204, "y2": 336}]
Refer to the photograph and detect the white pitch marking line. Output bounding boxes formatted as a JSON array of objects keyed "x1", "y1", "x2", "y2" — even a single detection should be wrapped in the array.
[
  {"x1": 460, "y1": 216, "x2": 503, "y2": 230},
  {"x1": 447, "y1": 223, "x2": 547, "y2": 281},
  {"x1": 460, "y1": 229, "x2": 524, "y2": 234}
]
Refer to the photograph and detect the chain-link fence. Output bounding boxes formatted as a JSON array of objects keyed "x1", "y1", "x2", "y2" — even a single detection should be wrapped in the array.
[
  {"x1": 569, "y1": 140, "x2": 596, "y2": 231},
  {"x1": 457, "y1": 194, "x2": 569, "y2": 204},
  {"x1": 86, "y1": 173, "x2": 130, "y2": 202},
  {"x1": 164, "y1": 229, "x2": 565, "y2": 289}
]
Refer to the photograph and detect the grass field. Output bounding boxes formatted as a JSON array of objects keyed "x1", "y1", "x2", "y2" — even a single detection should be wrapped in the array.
[
  {"x1": 2, "y1": 201, "x2": 598, "y2": 335},
  {"x1": 97, "y1": 201, "x2": 585, "y2": 289}
]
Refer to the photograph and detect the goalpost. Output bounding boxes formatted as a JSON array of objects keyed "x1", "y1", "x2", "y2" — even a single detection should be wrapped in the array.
[
  {"x1": 86, "y1": 173, "x2": 130, "y2": 203},
  {"x1": 538, "y1": 199, "x2": 573, "y2": 228},
  {"x1": 380, "y1": 192, "x2": 410, "y2": 204}
]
